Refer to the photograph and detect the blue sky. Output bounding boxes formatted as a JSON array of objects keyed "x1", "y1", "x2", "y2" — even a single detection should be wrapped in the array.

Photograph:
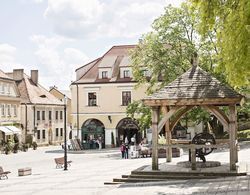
[{"x1": 0, "y1": 0, "x2": 183, "y2": 90}]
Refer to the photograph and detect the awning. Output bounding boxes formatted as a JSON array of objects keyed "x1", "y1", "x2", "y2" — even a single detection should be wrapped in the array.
[
  {"x1": 6, "y1": 126, "x2": 22, "y2": 135},
  {"x1": 0, "y1": 126, "x2": 13, "y2": 135}
]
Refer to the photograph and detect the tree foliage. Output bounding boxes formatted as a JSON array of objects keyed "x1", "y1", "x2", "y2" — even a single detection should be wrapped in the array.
[
  {"x1": 190, "y1": 0, "x2": 250, "y2": 87},
  {"x1": 130, "y1": 3, "x2": 220, "y2": 95},
  {"x1": 126, "y1": 100, "x2": 151, "y2": 131}
]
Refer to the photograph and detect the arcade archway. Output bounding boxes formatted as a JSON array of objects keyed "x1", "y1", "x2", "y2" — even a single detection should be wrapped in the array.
[
  {"x1": 81, "y1": 118, "x2": 105, "y2": 149},
  {"x1": 116, "y1": 117, "x2": 141, "y2": 145}
]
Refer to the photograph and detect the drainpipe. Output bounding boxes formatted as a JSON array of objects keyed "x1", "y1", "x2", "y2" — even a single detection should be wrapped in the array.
[
  {"x1": 33, "y1": 105, "x2": 36, "y2": 140},
  {"x1": 76, "y1": 84, "x2": 79, "y2": 139},
  {"x1": 25, "y1": 104, "x2": 27, "y2": 143}
]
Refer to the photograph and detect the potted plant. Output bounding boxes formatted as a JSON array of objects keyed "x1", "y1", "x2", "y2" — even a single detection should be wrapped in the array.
[
  {"x1": 13, "y1": 143, "x2": 19, "y2": 153},
  {"x1": 22, "y1": 143, "x2": 29, "y2": 152},
  {"x1": 32, "y1": 141, "x2": 38, "y2": 150},
  {"x1": 111, "y1": 132, "x2": 115, "y2": 148},
  {"x1": 4, "y1": 143, "x2": 12, "y2": 155}
]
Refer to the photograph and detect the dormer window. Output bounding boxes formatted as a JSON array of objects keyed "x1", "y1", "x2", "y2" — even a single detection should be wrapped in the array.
[
  {"x1": 142, "y1": 69, "x2": 150, "y2": 77},
  {"x1": 102, "y1": 71, "x2": 108, "y2": 79},
  {"x1": 123, "y1": 70, "x2": 130, "y2": 78}
]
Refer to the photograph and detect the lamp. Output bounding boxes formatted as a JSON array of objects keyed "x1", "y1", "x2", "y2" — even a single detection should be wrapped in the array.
[
  {"x1": 63, "y1": 95, "x2": 68, "y2": 171},
  {"x1": 108, "y1": 115, "x2": 112, "y2": 123}
]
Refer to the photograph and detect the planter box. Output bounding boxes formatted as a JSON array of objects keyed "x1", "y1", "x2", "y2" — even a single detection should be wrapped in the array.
[{"x1": 18, "y1": 167, "x2": 32, "y2": 176}]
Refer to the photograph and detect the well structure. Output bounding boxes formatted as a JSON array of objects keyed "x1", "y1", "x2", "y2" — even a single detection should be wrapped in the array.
[{"x1": 143, "y1": 65, "x2": 243, "y2": 171}]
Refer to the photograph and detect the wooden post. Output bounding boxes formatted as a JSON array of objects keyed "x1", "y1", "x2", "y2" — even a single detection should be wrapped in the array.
[
  {"x1": 229, "y1": 105, "x2": 237, "y2": 171},
  {"x1": 191, "y1": 144, "x2": 196, "y2": 170},
  {"x1": 152, "y1": 106, "x2": 159, "y2": 170},
  {"x1": 163, "y1": 106, "x2": 172, "y2": 162}
]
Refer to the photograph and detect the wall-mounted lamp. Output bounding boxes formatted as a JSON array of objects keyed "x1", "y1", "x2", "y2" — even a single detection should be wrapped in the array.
[{"x1": 108, "y1": 115, "x2": 112, "y2": 123}]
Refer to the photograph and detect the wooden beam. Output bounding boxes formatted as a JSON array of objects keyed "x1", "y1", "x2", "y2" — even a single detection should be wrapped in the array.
[
  {"x1": 162, "y1": 106, "x2": 172, "y2": 162},
  {"x1": 202, "y1": 105, "x2": 229, "y2": 131},
  {"x1": 170, "y1": 106, "x2": 194, "y2": 131},
  {"x1": 157, "y1": 106, "x2": 182, "y2": 134},
  {"x1": 229, "y1": 104, "x2": 237, "y2": 171},
  {"x1": 143, "y1": 97, "x2": 242, "y2": 106},
  {"x1": 152, "y1": 106, "x2": 159, "y2": 170}
]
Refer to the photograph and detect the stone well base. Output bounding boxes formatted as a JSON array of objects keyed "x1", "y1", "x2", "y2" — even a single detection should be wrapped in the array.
[{"x1": 177, "y1": 161, "x2": 221, "y2": 168}]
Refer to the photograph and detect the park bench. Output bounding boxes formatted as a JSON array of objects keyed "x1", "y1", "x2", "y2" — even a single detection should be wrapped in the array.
[
  {"x1": 54, "y1": 157, "x2": 72, "y2": 169},
  {"x1": 0, "y1": 166, "x2": 11, "y2": 179}
]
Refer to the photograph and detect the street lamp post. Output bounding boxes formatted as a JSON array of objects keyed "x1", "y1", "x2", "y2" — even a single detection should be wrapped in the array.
[{"x1": 63, "y1": 95, "x2": 67, "y2": 171}]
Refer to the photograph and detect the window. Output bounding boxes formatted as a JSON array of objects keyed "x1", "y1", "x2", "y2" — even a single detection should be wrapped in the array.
[
  {"x1": 7, "y1": 104, "x2": 11, "y2": 116},
  {"x1": 55, "y1": 111, "x2": 58, "y2": 120},
  {"x1": 102, "y1": 71, "x2": 108, "y2": 79},
  {"x1": 142, "y1": 69, "x2": 150, "y2": 77},
  {"x1": 42, "y1": 130, "x2": 46, "y2": 139},
  {"x1": 123, "y1": 70, "x2": 130, "y2": 78},
  {"x1": 7, "y1": 84, "x2": 10, "y2": 94},
  {"x1": 60, "y1": 111, "x2": 63, "y2": 120},
  {"x1": 42, "y1": 111, "x2": 45, "y2": 120},
  {"x1": 60, "y1": 128, "x2": 63, "y2": 136},
  {"x1": 88, "y1": 92, "x2": 97, "y2": 106},
  {"x1": 122, "y1": 91, "x2": 131, "y2": 106},
  {"x1": 56, "y1": 128, "x2": 59, "y2": 137},
  {"x1": 2, "y1": 84, "x2": 5, "y2": 94},
  {"x1": 37, "y1": 130, "x2": 40, "y2": 139},
  {"x1": 12, "y1": 105, "x2": 17, "y2": 116},
  {"x1": 1, "y1": 104, "x2": 5, "y2": 116},
  {"x1": 37, "y1": 111, "x2": 40, "y2": 120},
  {"x1": 49, "y1": 111, "x2": 52, "y2": 120}
]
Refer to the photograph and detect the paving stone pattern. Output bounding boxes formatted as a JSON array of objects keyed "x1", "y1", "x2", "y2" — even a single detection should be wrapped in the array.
[{"x1": 0, "y1": 143, "x2": 250, "y2": 195}]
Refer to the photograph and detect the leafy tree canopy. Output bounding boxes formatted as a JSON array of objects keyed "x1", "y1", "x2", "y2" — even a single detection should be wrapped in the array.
[
  {"x1": 190, "y1": 0, "x2": 250, "y2": 87},
  {"x1": 130, "y1": 3, "x2": 220, "y2": 95}
]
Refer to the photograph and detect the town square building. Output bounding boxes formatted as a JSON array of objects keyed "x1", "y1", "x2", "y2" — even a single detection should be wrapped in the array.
[
  {"x1": 71, "y1": 45, "x2": 148, "y2": 148},
  {"x1": 7, "y1": 69, "x2": 65, "y2": 145},
  {"x1": 0, "y1": 70, "x2": 21, "y2": 144}
]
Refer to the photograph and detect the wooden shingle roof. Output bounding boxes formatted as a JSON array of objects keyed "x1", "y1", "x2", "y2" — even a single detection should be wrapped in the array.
[{"x1": 143, "y1": 66, "x2": 243, "y2": 106}]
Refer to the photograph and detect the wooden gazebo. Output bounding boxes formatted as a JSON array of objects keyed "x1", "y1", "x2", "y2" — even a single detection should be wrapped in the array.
[{"x1": 143, "y1": 65, "x2": 243, "y2": 171}]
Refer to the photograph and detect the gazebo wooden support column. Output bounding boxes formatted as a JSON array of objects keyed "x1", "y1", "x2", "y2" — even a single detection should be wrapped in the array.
[
  {"x1": 162, "y1": 106, "x2": 172, "y2": 162},
  {"x1": 152, "y1": 106, "x2": 159, "y2": 170},
  {"x1": 229, "y1": 104, "x2": 237, "y2": 171}
]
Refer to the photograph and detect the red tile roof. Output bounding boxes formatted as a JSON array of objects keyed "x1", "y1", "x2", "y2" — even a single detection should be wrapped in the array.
[{"x1": 73, "y1": 45, "x2": 136, "y2": 84}]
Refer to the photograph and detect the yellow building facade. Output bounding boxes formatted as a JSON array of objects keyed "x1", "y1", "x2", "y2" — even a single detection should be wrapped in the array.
[{"x1": 71, "y1": 45, "x2": 147, "y2": 148}]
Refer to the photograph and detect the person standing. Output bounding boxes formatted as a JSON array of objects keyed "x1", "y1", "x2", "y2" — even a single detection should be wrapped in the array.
[
  {"x1": 120, "y1": 142, "x2": 125, "y2": 159},
  {"x1": 125, "y1": 143, "x2": 129, "y2": 159}
]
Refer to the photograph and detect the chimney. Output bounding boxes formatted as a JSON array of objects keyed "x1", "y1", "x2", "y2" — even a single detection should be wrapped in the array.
[
  {"x1": 13, "y1": 69, "x2": 24, "y2": 80},
  {"x1": 31, "y1": 70, "x2": 38, "y2": 85}
]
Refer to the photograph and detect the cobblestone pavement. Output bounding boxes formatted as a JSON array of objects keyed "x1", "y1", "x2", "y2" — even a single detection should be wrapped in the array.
[{"x1": 0, "y1": 143, "x2": 250, "y2": 195}]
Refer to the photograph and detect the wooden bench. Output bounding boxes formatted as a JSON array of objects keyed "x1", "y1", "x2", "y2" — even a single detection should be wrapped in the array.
[
  {"x1": 18, "y1": 167, "x2": 32, "y2": 176},
  {"x1": 0, "y1": 166, "x2": 11, "y2": 179},
  {"x1": 54, "y1": 157, "x2": 72, "y2": 169}
]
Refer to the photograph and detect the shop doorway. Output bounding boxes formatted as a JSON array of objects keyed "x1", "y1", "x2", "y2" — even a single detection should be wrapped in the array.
[
  {"x1": 116, "y1": 117, "x2": 141, "y2": 146},
  {"x1": 81, "y1": 119, "x2": 105, "y2": 149}
]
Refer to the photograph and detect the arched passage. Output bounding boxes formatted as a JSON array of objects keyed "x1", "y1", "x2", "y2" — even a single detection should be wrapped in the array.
[
  {"x1": 116, "y1": 117, "x2": 141, "y2": 145},
  {"x1": 81, "y1": 118, "x2": 105, "y2": 149}
]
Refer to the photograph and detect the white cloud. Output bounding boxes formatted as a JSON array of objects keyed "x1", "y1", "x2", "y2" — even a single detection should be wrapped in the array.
[
  {"x1": 43, "y1": 0, "x2": 179, "y2": 39},
  {"x1": 0, "y1": 43, "x2": 24, "y2": 71},
  {"x1": 30, "y1": 35, "x2": 89, "y2": 89}
]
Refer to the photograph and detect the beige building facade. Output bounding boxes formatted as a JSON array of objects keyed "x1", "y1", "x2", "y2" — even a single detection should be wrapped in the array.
[
  {"x1": 0, "y1": 70, "x2": 21, "y2": 144},
  {"x1": 7, "y1": 69, "x2": 65, "y2": 145},
  {"x1": 49, "y1": 87, "x2": 72, "y2": 139},
  {"x1": 71, "y1": 45, "x2": 147, "y2": 148}
]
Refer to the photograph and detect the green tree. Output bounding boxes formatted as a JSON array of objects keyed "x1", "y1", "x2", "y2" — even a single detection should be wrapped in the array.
[
  {"x1": 130, "y1": 3, "x2": 220, "y2": 95},
  {"x1": 126, "y1": 100, "x2": 151, "y2": 132},
  {"x1": 190, "y1": 0, "x2": 250, "y2": 87}
]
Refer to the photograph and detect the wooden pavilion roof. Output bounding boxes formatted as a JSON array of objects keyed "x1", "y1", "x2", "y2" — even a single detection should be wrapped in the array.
[{"x1": 143, "y1": 66, "x2": 243, "y2": 106}]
